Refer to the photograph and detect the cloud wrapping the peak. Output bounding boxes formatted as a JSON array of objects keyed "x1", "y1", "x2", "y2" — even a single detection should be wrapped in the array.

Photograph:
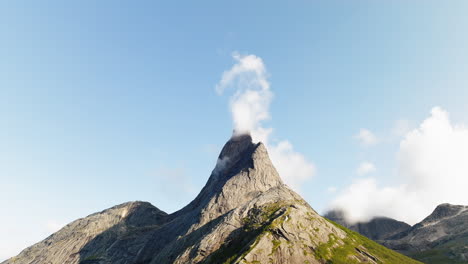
[
  {"x1": 216, "y1": 53, "x2": 272, "y2": 136},
  {"x1": 216, "y1": 52, "x2": 315, "y2": 191},
  {"x1": 330, "y1": 107, "x2": 468, "y2": 225},
  {"x1": 216, "y1": 53, "x2": 269, "y2": 94}
]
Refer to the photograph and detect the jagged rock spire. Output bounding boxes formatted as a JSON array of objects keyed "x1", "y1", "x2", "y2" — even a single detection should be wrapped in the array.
[
  {"x1": 3, "y1": 134, "x2": 420, "y2": 264},
  {"x1": 171, "y1": 133, "x2": 283, "y2": 221}
]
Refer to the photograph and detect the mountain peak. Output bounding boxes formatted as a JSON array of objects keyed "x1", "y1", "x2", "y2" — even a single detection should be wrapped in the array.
[
  {"x1": 4, "y1": 135, "x2": 421, "y2": 264},
  {"x1": 172, "y1": 134, "x2": 282, "y2": 221},
  {"x1": 420, "y1": 203, "x2": 468, "y2": 225},
  {"x1": 213, "y1": 133, "x2": 255, "y2": 176}
]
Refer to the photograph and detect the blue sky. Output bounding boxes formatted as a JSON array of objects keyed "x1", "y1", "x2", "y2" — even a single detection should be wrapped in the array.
[{"x1": 2, "y1": 0, "x2": 468, "y2": 259}]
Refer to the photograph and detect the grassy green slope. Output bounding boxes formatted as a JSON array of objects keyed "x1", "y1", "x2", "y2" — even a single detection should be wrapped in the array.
[
  {"x1": 205, "y1": 201, "x2": 422, "y2": 264},
  {"x1": 323, "y1": 219, "x2": 423, "y2": 264}
]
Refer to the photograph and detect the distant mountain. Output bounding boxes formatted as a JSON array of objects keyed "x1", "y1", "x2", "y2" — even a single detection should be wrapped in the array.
[
  {"x1": 3, "y1": 134, "x2": 420, "y2": 264},
  {"x1": 326, "y1": 203, "x2": 468, "y2": 264},
  {"x1": 383, "y1": 203, "x2": 468, "y2": 264},
  {"x1": 324, "y1": 210, "x2": 411, "y2": 240}
]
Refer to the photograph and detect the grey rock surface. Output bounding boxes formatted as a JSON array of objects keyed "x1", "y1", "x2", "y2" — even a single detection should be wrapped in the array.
[
  {"x1": 3, "y1": 134, "x2": 419, "y2": 264},
  {"x1": 326, "y1": 204, "x2": 468, "y2": 263},
  {"x1": 3, "y1": 202, "x2": 167, "y2": 264},
  {"x1": 383, "y1": 203, "x2": 468, "y2": 263}
]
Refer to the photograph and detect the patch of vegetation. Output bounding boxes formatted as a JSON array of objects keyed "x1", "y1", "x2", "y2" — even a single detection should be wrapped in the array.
[
  {"x1": 409, "y1": 241, "x2": 468, "y2": 264},
  {"x1": 408, "y1": 232, "x2": 468, "y2": 264},
  {"x1": 270, "y1": 239, "x2": 281, "y2": 255},
  {"x1": 207, "y1": 203, "x2": 420, "y2": 264},
  {"x1": 204, "y1": 202, "x2": 291, "y2": 264},
  {"x1": 314, "y1": 219, "x2": 423, "y2": 264},
  {"x1": 409, "y1": 249, "x2": 457, "y2": 264},
  {"x1": 203, "y1": 231, "x2": 261, "y2": 264},
  {"x1": 314, "y1": 233, "x2": 336, "y2": 260}
]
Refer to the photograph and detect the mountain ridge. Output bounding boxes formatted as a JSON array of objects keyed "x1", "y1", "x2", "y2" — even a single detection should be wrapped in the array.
[
  {"x1": 325, "y1": 203, "x2": 468, "y2": 264},
  {"x1": 3, "y1": 134, "x2": 420, "y2": 264},
  {"x1": 383, "y1": 203, "x2": 468, "y2": 263}
]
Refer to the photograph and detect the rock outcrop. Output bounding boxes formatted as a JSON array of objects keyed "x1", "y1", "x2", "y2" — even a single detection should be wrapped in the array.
[{"x1": 3, "y1": 134, "x2": 420, "y2": 264}]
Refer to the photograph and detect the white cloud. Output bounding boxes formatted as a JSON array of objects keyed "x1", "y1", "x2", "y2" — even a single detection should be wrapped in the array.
[
  {"x1": 355, "y1": 128, "x2": 378, "y2": 146},
  {"x1": 330, "y1": 107, "x2": 468, "y2": 225},
  {"x1": 327, "y1": 186, "x2": 337, "y2": 193},
  {"x1": 356, "y1": 161, "x2": 376, "y2": 176},
  {"x1": 216, "y1": 52, "x2": 272, "y2": 136},
  {"x1": 268, "y1": 140, "x2": 316, "y2": 191},
  {"x1": 215, "y1": 52, "x2": 315, "y2": 190},
  {"x1": 329, "y1": 178, "x2": 409, "y2": 224}
]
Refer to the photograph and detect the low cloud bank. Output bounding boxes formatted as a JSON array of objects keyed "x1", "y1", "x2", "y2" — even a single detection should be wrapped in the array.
[{"x1": 330, "y1": 107, "x2": 468, "y2": 225}]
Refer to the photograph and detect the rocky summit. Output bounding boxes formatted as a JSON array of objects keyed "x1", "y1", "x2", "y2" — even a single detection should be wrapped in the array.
[{"x1": 3, "y1": 134, "x2": 421, "y2": 264}]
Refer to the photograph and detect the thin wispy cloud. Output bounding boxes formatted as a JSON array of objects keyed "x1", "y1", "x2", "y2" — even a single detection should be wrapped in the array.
[
  {"x1": 356, "y1": 161, "x2": 376, "y2": 176},
  {"x1": 216, "y1": 52, "x2": 315, "y2": 191},
  {"x1": 355, "y1": 128, "x2": 378, "y2": 146},
  {"x1": 216, "y1": 52, "x2": 272, "y2": 138}
]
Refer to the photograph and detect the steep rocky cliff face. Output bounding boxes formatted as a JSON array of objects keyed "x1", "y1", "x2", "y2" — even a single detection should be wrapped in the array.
[{"x1": 3, "y1": 134, "x2": 420, "y2": 264}]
